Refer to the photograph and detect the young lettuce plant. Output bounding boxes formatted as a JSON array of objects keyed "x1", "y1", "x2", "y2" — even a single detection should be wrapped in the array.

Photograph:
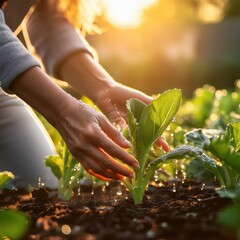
[
  {"x1": 124, "y1": 89, "x2": 182, "y2": 204},
  {"x1": 185, "y1": 122, "x2": 240, "y2": 193},
  {"x1": 45, "y1": 142, "x2": 84, "y2": 200},
  {"x1": 148, "y1": 121, "x2": 240, "y2": 237},
  {"x1": 160, "y1": 122, "x2": 240, "y2": 198}
]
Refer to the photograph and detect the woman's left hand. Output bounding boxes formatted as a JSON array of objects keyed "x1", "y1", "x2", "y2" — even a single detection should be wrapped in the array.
[
  {"x1": 96, "y1": 83, "x2": 152, "y2": 129},
  {"x1": 96, "y1": 84, "x2": 170, "y2": 152}
]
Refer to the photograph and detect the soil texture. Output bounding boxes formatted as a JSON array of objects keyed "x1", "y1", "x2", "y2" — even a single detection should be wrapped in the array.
[{"x1": 0, "y1": 180, "x2": 236, "y2": 240}]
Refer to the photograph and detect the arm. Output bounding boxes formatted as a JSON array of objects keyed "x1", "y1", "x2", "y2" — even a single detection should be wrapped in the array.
[
  {"x1": 0, "y1": 9, "x2": 139, "y2": 181},
  {"x1": 10, "y1": 67, "x2": 139, "y2": 181},
  {"x1": 24, "y1": 0, "x2": 94, "y2": 77},
  {"x1": 24, "y1": 0, "x2": 152, "y2": 126},
  {"x1": 25, "y1": 0, "x2": 169, "y2": 150}
]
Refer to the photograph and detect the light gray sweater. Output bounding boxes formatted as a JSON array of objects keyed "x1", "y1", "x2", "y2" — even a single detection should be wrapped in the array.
[{"x1": 0, "y1": 1, "x2": 93, "y2": 92}]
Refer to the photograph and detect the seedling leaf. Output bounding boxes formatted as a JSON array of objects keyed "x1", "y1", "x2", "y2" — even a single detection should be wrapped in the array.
[
  {"x1": 228, "y1": 121, "x2": 240, "y2": 152},
  {"x1": 45, "y1": 155, "x2": 63, "y2": 180},
  {"x1": 149, "y1": 145, "x2": 217, "y2": 174},
  {"x1": 0, "y1": 171, "x2": 14, "y2": 189},
  {"x1": 0, "y1": 209, "x2": 29, "y2": 239},
  {"x1": 185, "y1": 129, "x2": 211, "y2": 149},
  {"x1": 125, "y1": 89, "x2": 182, "y2": 204},
  {"x1": 138, "y1": 89, "x2": 181, "y2": 149}
]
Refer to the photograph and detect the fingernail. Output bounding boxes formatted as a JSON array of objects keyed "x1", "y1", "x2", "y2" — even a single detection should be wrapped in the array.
[
  {"x1": 123, "y1": 138, "x2": 131, "y2": 145},
  {"x1": 132, "y1": 162, "x2": 140, "y2": 169},
  {"x1": 128, "y1": 173, "x2": 135, "y2": 179}
]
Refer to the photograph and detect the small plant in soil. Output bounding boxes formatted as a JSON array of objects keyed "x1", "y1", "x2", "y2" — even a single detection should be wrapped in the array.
[
  {"x1": 45, "y1": 142, "x2": 84, "y2": 200},
  {"x1": 0, "y1": 171, "x2": 14, "y2": 190},
  {"x1": 124, "y1": 89, "x2": 182, "y2": 204},
  {"x1": 185, "y1": 122, "x2": 240, "y2": 195}
]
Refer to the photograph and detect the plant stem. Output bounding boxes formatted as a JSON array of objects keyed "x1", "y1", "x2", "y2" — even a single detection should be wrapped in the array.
[
  {"x1": 63, "y1": 171, "x2": 81, "y2": 200},
  {"x1": 222, "y1": 163, "x2": 235, "y2": 189}
]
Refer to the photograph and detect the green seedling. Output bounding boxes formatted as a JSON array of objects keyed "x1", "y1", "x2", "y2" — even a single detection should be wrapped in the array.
[
  {"x1": 185, "y1": 122, "x2": 240, "y2": 192},
  {"x1": 124, "y1": 89, "x2": 182, "y2": 204},
  {"x1": 0, "y1": 171, "x2": 14, "y2": 190},
  {"x1": 45, "y1": 142, "x2": 84, "y2": 200}
]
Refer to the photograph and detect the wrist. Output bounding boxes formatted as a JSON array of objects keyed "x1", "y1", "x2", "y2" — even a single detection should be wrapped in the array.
[
  {"x1": 9, "y1": 67, "x2": 75, "y2": 127},
  {"x1": 58, "y1": 52, "x2": 116, "y2": 103}
]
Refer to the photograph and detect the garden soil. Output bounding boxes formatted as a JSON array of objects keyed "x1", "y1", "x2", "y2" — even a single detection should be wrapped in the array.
[{"x1": 0, "y1": 180, "x2": 236, "y2": 240}]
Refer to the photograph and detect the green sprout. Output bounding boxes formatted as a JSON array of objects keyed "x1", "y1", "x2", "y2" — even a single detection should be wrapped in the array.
[
  {"x1": 124, "y1": 89, "x2": 182, "y2": 204},
  {"x1": 185, "y1": 122, "x2": 240, "y2": 193},
  {"x1": 45, "y1": 142, "x2": 84, "y2": 200},
  {"x1": 0, "y1": 171, "x2": 14, "y2": 190}
]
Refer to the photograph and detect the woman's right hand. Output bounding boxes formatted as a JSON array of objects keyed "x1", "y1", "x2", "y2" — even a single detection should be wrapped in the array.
[
  {"x1": 10, "y1": 67, "x2": 139, "y2": 181},
  {"x1": 56, "y1": 96, "x2": 139, "y2": 181}
]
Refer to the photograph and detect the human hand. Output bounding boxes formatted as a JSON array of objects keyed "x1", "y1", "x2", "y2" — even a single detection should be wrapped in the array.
[
  {"x1": 96, "y1": 84, "x2": 170, "y2": 152},
  {"x1": 96, "y1": 83, "x2": 152, "y2": 129},
  {"x1": 56, "y1": 96, "x2": 140, "y2": 181}
]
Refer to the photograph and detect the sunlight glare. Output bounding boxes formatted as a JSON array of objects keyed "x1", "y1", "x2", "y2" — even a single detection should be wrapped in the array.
[
  {"x1": 103, "y1": 0, "x2": 157, "y2": 29},
  {"x1": 198, "y1": 1, "x2": 226, "y2": 23}
]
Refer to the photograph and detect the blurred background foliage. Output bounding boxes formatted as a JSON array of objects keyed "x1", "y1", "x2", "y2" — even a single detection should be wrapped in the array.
[{"x1": 83, "y1": 0, "x2": 240, "y2": 97}]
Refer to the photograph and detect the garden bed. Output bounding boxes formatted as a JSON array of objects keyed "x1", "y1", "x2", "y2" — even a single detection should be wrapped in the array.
[{"x1": 0, "y1": 180, "x2": 236, "y2": 240}]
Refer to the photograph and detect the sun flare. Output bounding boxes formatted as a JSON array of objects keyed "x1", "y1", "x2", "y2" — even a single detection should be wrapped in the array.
[{"x1": 103, "y1": 0, "x2": 157, "y2": 29}]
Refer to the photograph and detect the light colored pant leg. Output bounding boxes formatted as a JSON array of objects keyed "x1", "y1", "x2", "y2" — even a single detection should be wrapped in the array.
[{"x1": 0, "y1": 89, "x2": 58, "y2": 188}]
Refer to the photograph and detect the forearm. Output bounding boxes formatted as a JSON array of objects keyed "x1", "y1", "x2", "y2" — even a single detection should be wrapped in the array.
[
  {"x1": 9, "y1": 67, "x2": 71, "y2": 127},
  {"x1": 24, "y1": 1, "x2": 113, "y2": 102},
  {"x1": 58, "y1": 52, "x2": 116, "y2": 103}
]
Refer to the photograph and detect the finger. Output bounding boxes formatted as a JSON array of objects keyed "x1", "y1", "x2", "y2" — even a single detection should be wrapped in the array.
[
  {"x1": 100, "y1": 101, "x2": 127, "y2": 129},
  {"x1": 94, "y1": 127, "x2": 140, "y2": 169},
  {"x1": 78, "y1": 155, "x2": 125, "y2": 180},
  {"x1": 121, "y1": 87, "x2": 152, "y2": 105},
  {"x1": 119, "y1": 109, "x2": 127, "y2": 121},
  {"x1": 87, "y1": 169, "x2": 111, "y2": 181},
  {"x1": 80, "y1": 161, "x2": 111, "y2": 181},
  {"x1": 98, "y1": 117, "x2": 131, "y2": 148},
  {"x1": 115, "y1": 118, "x2": 128, "y2": 131},
  {"x1": 155, "y1": 138, "x2": 170, "y2": 152},
  {"x1": 86, "y1": 146, "x2": 135, "y2": 178}
]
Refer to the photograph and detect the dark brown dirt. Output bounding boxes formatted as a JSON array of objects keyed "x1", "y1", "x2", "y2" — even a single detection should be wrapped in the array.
[{"x1": 0, "y1": 180, "x2": 236, "y2": 240}]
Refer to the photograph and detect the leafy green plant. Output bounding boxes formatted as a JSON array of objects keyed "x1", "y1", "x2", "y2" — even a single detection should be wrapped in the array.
[
  {"x1": 123, "y1": 89, "x2": 182, "y2": 204},
  {"x1": 45, "y1": 142, "x2": 84, "y2": 200},
  {"x1": 180, "y1": 85, "x2": 215, "y2": 128},
  {"x1": 185, "y1": 122, "x2": 240, "y2": 191},
  {"x1": 147, "y1": 120, "x2": 240, "y2": 198},
  {"x1": 0, "y1": 209, "x2": 29, "y2": 239},
  {"x1": 185, "y1": 158, "x2": 215, "y2": 182},
  {"x1": 179, "y1": 84, "x2": 240, "y2": 131},
  {"x1": 0, "y1": 171, "x2": 14, "y2": 190}
]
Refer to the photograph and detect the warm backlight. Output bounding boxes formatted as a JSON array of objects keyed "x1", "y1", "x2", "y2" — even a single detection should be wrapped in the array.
[{"x1": 103, "y1": 0, "x2": 157, "y2": 29}]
